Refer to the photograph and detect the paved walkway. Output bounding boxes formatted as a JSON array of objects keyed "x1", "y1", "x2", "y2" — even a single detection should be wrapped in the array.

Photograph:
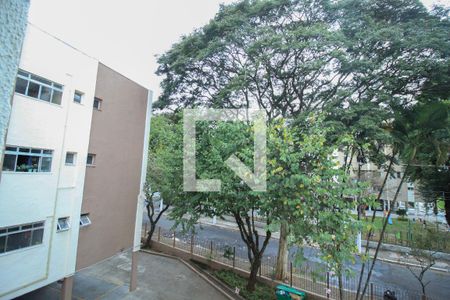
[{"x1": 15, "y1": 251, "x2": 227, "y2": 300}]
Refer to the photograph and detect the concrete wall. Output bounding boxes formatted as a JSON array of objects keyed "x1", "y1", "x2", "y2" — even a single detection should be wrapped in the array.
[
  {"x1": 0, "y1": 25, "x2": 98, "y2": 299},
  {"x1": 76, "y1": 63, "x2": 149, "y2": 270},
  {"x1": 0, "y1": 0, "x2": 30, "y2": 176}
]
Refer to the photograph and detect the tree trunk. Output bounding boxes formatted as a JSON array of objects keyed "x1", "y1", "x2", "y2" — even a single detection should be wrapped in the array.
[
  {"x1": 275, "y1": 222, "x2": 289, "y2": 281},
  {"x1": 355, "y1": 153, "x2": 395, "y2": 299},
  {"x1": 233, "y1": 209, "x2": 272, "y2": 293},
  {"x1": 359, "y1": 148, "x2": 416, "y2": 299},
  {"x1": 338, "y1": 272, "x2": 344, "y2": 300},
  {"x1": 145, "y1": 222, "x2": 156, "y2": 248},
  {"x1": 247, "y1": 255, "x2": 261, "y2": 292}
]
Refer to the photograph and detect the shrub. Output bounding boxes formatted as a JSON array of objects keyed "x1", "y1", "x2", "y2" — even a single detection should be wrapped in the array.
[{"x1": 214, "y1": 269, "x2": 276, "y2": 300}]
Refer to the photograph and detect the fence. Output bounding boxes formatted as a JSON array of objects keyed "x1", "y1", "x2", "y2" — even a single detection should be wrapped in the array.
[
  {"x1": 363, "y1": 224, "x2": 449, "y2": 253},
  {"x1": 143, "y1": 225, "x2": 432, "y2": 300}
]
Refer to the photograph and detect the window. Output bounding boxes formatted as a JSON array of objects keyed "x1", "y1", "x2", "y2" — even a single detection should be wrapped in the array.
[
  {"x1": 93, "y1": 97, "x2": 102, "y2": 110},
  {"x1": 15, "y1": 69, "x2": 63, "y2": 104},
  {"x1": 86, "y1": 153, "x2": 96, "y2": 166},
  {"x1": 2, "y1": 146, "x2": 53, "y2": 172},
  {"x1": 65, "y1": 152, "x2": 76, "y2": 165},
  {"x1": 397, "y1": 172, "x2": 401, "y2": 178},
  {"x1": 73, "y1": 91, "x2": 83, "y2": 103},
  {"x1": 56, "y1": 217, "x2": 70, "y2": 232},
  {"x1": 79, "y1": 214, "x2": 91, "y2": 227},
  {"x1": 0, "y1": 221, "x2": 45, "y2": 254}
]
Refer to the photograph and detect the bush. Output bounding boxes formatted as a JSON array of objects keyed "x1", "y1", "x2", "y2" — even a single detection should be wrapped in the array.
[{"x1": 214, "y1": 269, "x2": 276, "y2": 300}]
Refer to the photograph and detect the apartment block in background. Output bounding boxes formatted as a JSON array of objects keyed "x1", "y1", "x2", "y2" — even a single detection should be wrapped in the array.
[{"x1": 0, "y1": 24, "x2": 151, "y2": 300}]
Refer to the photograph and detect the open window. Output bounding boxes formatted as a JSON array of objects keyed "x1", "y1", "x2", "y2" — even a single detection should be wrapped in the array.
[
  {"x1": 79, "y1": 214, "x2": 91, "y2": 227},
  {"x1": 56, "y1": 217, "x2": 70, "y2": 232}
]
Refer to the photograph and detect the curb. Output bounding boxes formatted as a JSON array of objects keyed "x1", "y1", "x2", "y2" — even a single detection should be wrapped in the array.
[
  {"x1": 374, "y1": 257, "x2": 449, "y2": 273},
  {"x1": 140, "y1": 249, "x2": 238, "y2": 300}
]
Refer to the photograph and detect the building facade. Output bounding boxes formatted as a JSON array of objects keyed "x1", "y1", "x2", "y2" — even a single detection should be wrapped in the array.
[
  {"x1": 0, "y1": 0, "x2": 30, "y2": 171},
  {"x1": 333, "y1": 150, "x2": 425, "y2": 213},
  {"x1": 0, "y1": 24, "x2": 150, "y2": 300}
]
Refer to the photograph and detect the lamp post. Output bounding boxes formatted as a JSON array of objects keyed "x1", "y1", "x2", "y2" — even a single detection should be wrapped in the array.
[{"x1": 356, "y1": 153, "x2": 365, "y2": 254}]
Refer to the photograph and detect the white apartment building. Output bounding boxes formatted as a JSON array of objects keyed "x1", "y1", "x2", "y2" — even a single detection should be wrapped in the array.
[
  {"x1": 333, "y1": 150, "x2": 424, "y2": 213},
  {"x1": 0, "y1": 24, "x2": 150, "y2": 300}
]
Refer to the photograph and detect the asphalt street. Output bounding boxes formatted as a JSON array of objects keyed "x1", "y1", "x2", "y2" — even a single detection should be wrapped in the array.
[{"x1": 145, "y1": 215, "x2": 450, "y2": 300}]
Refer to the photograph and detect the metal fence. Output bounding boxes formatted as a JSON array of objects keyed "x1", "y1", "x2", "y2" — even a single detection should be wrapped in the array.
[
  {"x1": 144, "y1": 226, "x2": 432, "y2": 300},
  {"x1": 364, "y1": 226, "x2": 449, "y2": 253}
]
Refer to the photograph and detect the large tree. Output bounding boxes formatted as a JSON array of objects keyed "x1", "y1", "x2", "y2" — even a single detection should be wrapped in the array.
[
  {"x1": 155, "y1": 0, "x2": 450, "y2": 291},
  {"x1": 171, "y1": 114, "x2": 359, "y2": 292},
  {"x1": 156, "y1": 0, "x2": 352, "y2": 281},
  {"x1": 408, "y1": 100, "x2": 450, "y2": 225},
  {"x1": 145, "y1": 114, "x2": 185, "y2": 247},
  {"x1": 355, "y1": 102, "x2": 450, "y2": 300},
  {"x1": 156, "y1": 0, "x2": 348, "y2": 117}
]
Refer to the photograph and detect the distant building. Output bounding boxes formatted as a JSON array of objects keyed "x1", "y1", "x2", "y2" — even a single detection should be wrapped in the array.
[
  {"x1": 333, "y1": 150, "x2": 425, "y2": 213},
  {"x1": 0, "y1": 24, "x2": 151, "y2": 300}
]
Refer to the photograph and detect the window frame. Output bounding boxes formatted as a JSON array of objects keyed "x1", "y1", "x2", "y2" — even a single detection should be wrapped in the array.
[
  {"x1": 79, "y1": 214, "x2": 92, "y2": 227},
  {"x1": 93, "y1": 97, "x2": 102, "y2": 110},
  {"x1": 86, "y1": 153, "x2": 96, "y2": 166},
  {"x1": 73, "y1": 90, "x2": 83, "y2": 104},
  {"x1": 0, "y1": 221, "x2": 45, "y2": 254},
  {"x1": 2, "y1": 146, "x2": 53, "y2": 173},
  {"x1": 15, "y1": 69, "x2": 64, "y2": 105},
  {"x1": 65, "y1": 152, "x2": 77, "y2": 166},
  {"x1": 56, "y1": 217, "x2": 70, "y2": 232}
]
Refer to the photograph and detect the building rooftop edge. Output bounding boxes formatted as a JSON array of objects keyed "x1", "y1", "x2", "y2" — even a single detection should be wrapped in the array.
[{"x1": 27, "y1": 22, "x2": 154, "y2": 93}]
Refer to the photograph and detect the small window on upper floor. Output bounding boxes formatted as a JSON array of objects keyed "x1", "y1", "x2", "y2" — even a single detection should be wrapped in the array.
[
  {"x1": 86, "y1": 153, "x2": 96, "y2": 166},
  {"x1": 65, "y1": 152, "x2": 76, "y2": 165},
  {"x1": 93, "y1": 97, "x2": 102, "y2": 110},
  {"x1": 56, "y1": 217, "x2": 70, "y2": 232},
  {"x1": 74, "y1": 91, "x2": 83, "y2": 104},
  {"x1": 79, "y1": 214, "x2": 91, "y2": 227}
]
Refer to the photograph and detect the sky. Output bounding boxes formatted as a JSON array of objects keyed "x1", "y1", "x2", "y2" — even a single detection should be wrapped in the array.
[{"x1": 28, "y1": 0, "x2": 448, "y2": 102}]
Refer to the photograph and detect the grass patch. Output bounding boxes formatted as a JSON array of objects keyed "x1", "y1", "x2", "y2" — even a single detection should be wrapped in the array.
[
  {"x1": 355, "y1": 215, "x2": 424, "y2": 233},
  {"x1": 214, "y1": 269, "x2": 276, "y2": 300}
]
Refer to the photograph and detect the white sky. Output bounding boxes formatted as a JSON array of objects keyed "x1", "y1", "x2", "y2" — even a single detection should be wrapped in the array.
[{"x1": 28, "y1": 0, "x2": 448, "y2": 101}]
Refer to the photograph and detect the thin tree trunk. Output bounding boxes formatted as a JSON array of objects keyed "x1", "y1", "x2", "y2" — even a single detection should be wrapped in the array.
[
  {"x1": 145, "y1": 201, "x2": 170, "y2": 248},
  {"x1": 233, "y1": 210, "x2": 272, "y2": 292},
  {"x1": 275, "y1": 221, "x2": 289, "y2": 281},
  {"x1": 247, "y1": 255, "x2": 261, "y2": 291},
  {"x1": 355, "y1": 153, "x2": 395, "y2": 299},
  {"x1": 145, "y1": 223, "x2": 156, "y2": 248},
  {"x1": 338, "y1": 272, "x2": 344, "y2": 300},
  {"x1": 359, "y1": 149, "x2": 416, "y2": 299}
]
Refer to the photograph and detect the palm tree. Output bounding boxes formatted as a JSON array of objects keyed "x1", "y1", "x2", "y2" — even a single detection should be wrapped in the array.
[{"x1": 356, "y1": 102, "x2": 449, "y2": 300}]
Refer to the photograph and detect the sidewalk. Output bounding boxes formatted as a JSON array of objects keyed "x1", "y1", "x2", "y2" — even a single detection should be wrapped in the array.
[
  {"x1": 15, "y1": 250, "x2": 228, "y2": 300},
  {"x1": 197, "y1": 215, "x2": 450, "y2": 272}
]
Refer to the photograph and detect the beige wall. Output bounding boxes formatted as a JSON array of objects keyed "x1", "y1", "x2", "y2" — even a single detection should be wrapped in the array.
[{"x1": 76, "y1": 63, "x2": 148, "y2": 270}]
